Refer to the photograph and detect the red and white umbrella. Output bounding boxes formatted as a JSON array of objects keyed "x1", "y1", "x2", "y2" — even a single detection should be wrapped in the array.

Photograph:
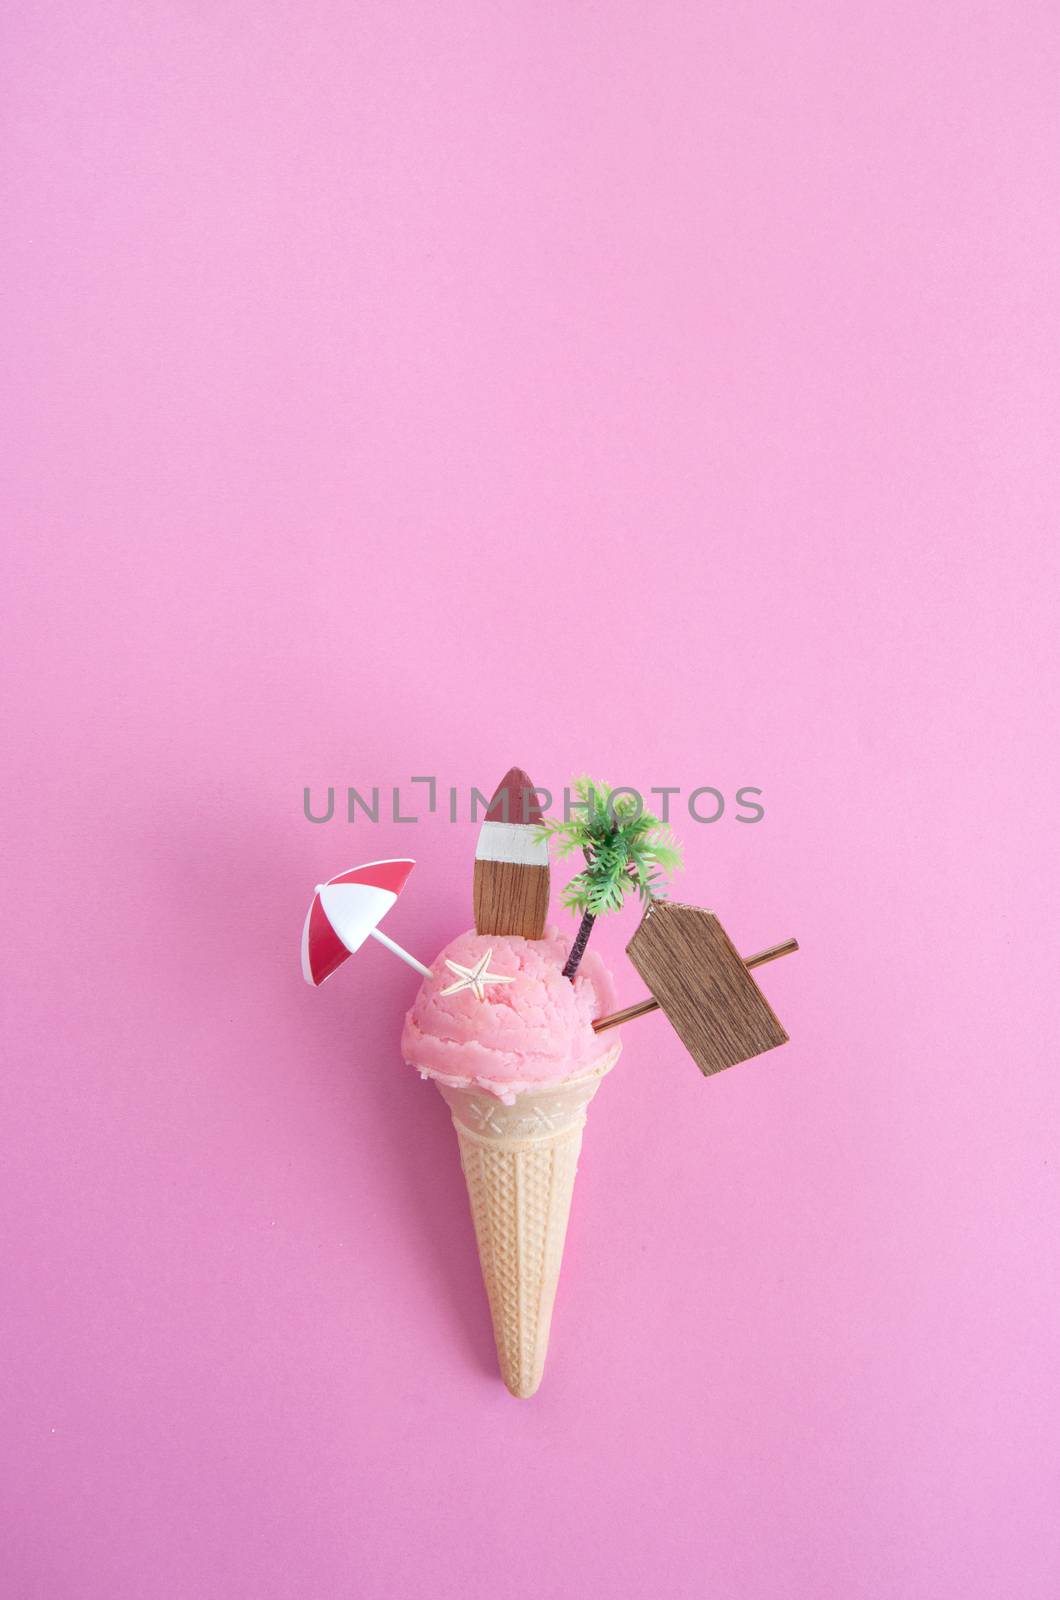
[{"x1": 301, "y1": 858, "x2": 432, "y2": 986}]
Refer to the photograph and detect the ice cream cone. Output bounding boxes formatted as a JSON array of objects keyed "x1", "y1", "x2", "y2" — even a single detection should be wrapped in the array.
[{"x1": 434, "y1": 1041, "x2": 621, "y2": 1398}]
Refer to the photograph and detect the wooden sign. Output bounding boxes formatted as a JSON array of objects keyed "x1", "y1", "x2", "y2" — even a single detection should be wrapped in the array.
[
  {"x1": 473, "y1": 768, "x2": 550, "y2": 940},
  {"x1": 624, "y1": 901, "x2": 789, "y2": 1076}
]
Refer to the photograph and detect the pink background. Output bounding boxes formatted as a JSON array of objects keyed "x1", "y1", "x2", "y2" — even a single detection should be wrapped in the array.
[{"x1": 3, "y1": 3, "x2": 1058, "y2": 1597}]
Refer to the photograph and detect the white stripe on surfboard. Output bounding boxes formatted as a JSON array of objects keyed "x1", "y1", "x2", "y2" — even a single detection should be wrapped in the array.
[{"x1": 475, "y1": 819, "x2": 549, "y2": 866}]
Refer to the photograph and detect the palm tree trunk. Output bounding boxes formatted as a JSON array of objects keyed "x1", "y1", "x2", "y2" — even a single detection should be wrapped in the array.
[{"x1": 562, "y1": 911, "x2": 596, "y2": 980}]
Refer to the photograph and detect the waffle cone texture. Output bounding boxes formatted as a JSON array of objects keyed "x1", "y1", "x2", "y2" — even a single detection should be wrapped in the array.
[{"x1": 434, "y1": 1042, "x2": 621, "y2": 1399}]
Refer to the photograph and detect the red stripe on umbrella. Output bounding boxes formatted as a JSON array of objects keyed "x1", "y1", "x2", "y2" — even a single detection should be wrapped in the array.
[{"x1": 328, "y1": 859, "x2": 416, "y2": 896}]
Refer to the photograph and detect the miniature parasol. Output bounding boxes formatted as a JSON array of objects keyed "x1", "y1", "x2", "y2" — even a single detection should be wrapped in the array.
[{"x1": 301, "y1": 859, "x2": 432, "y2": 986}]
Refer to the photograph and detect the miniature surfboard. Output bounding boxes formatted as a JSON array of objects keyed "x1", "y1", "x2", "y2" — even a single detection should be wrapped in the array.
[
  {"x1": 625, "y1": 901, "x2": 789, "y2": 1076},
  {"x1": 473, "y1": 767, "x2": 550, "y2": 940}
]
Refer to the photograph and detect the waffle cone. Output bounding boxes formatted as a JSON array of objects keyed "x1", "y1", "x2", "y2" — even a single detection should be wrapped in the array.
[{"x1": 434, "y1": 1042, "x2": 621, "y2": 1399}]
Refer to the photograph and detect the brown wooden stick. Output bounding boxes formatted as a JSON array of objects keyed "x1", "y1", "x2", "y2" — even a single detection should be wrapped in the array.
[
  {"x1": 592, "y1": 995, "x2": 659, "y2": 1031},
  {"x1": 591, "y1": 937, "x2": 799, "y2": 1034},
  {"x1": 743, "y1": 936, "x2": 800, "y2": 970}
]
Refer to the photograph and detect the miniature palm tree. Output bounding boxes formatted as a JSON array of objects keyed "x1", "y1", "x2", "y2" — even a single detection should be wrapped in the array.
[{"x1": 537, "y1": 778, "x2": 683, "y2": 980}]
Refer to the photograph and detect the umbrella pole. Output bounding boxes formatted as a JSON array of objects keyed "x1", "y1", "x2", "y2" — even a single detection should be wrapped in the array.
[{"x1": 369, "y1": 927, "x2": 433, "y2": 978}]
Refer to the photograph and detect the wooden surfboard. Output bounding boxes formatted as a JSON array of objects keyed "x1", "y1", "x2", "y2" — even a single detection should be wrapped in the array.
[{"x1": 473, "y1": 767, "x2": 550, "y2": 940}]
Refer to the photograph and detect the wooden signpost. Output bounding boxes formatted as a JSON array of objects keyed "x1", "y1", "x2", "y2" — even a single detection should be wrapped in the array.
[{"x1": 593, "y1": 900, "x2": 798, "y2": 1076}]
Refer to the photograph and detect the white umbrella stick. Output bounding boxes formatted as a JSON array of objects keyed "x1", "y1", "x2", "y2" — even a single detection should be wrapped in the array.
[{"x1": 369, "y1": 926, "x2": 433, "y2": 978}]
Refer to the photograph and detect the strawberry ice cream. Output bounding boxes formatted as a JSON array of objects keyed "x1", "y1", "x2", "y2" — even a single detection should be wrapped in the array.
[{"x1": 400, "y1": 926, "x2": 618, "y2": 1103}]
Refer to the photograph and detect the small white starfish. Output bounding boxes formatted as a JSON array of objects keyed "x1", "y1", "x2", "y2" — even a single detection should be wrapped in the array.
[{"x1": 440, "y1": 948, "x2": 516, "y2": 1001}]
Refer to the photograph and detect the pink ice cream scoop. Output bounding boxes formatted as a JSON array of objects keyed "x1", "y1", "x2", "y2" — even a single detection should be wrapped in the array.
[{"x1": 401, "y1": 926, "x2": 617, "y2": 1103}]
